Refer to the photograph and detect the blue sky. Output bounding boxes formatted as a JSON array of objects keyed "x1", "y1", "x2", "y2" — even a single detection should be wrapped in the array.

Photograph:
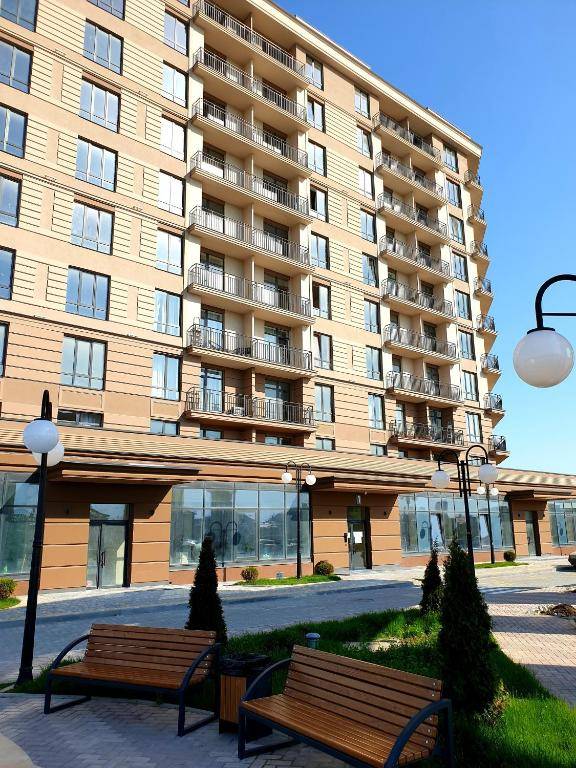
[{"x1": 282, "y1": 0, "x2": 576, "y2": 474}]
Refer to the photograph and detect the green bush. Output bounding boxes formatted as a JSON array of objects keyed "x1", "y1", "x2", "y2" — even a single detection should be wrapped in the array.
[
  {"x1": 0, "y1": 578, "x2": 16, "y2": 600},
  {"x1": 240, "y1": 566, "x2": 259, "y2": 582},
  {"x1": 185, "y1": 536, "x2": 227, "y2": 644},
  {"x1": 314, "y1": 560, "x2": 334, "y2": 576},
  {"x1": 503, "y1": 550, "x2": 516, "y2": 562},
  {"x1": 420, "y1": 543, "x2": 443, "y2": 614}
]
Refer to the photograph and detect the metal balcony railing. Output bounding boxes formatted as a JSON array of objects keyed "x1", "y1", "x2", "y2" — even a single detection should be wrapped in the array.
[
  {"x1": 489, "y1": 435, "x2": 508, "y2": 452},
  {"x1": 474, "y1": 277, "x2": 492, "y2": 294},
  {"x1": 464, "y1": 170, "x2": 482, "y2": 187},
  {"x1": 383, "y1": 324, "x2": 458, "y2": 359},
  {"x1": 471, "y1": 241, "x2": 489, "y2": 258},
  {"x1": 383, "y1": 279, "x2": 454, "y2": 317},
  {"x1": 477, "y1": 314, "x2": 496, "y2": 333},
  {"x1": 189, "y1": 207, "x2": 310, "y2": 266},
  {"x1": 372, "y1": 113, "x2": 441, "y2": 161},
  {"x1": 188, "y1": 264, "x2": 311, "y2": 317},
  {"x1": 379, "y1": 238, "x2": 451, "y2": 277},
  {"x1": 468, "y1": 204, "x2": 486, "y2": 222},
  {"x1": 185, "y1": 387, "x2": 314, "y2": 426},
  {"x1": 191, "y1": 152, "x2": 309, "y2": 215},
  {"x1": 375, "y1": 152, "x2": 444, "y2": 197},
  {"x1": 386, "y1": 371, "x2": 461, "y2": 401},
  {"x1": 377, "y1": 193, "x2": 447, "y2": 237},
  {"x1": 187, "y1": 324, "x2": 313, "y2": 371},
  {"x1": 481, "y1": 353, "x2": 500, "y2": 371},
  {"x1": 192, "y1": 48, "x2": 307, "y2": 122},
  {"x1": 389, "y1": 420, "x2": 464, "y2": 445},
  {"x1": 484, "y1": 393, "x2": 504, "y2": 411},
  {"x1": 192, "y1": 1, "x2": 306, "y2": 78}
]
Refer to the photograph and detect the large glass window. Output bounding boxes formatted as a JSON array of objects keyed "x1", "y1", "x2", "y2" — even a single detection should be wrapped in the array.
[
  {"x1": 455, "y1": 290, "x2": 471, "y2": 319},
  {"x1": 364, "y1": 300, "x2": 380, "y2": 333},
  {"x1": 61, "y1": 336, "x2": 105, "y2": 389},
  {"x1": 315, "y1": 383, "x2": 333, "y2": 422},
  {"x1": 357, "y1": 126, "x2": 372, "y2": 158},
  {"x1": 310, "y1": 233, "x2": 329, "y2": 269},
  {"x1": 154, "y1": 289, "x2": 181, "y2": 336},
  {"x1": 0, "y1": 473, "x2": 39, "y2": 576},
  {"x1": 65, "y1": 268, "x2": 109, "y2": 319},
  {"x1": 80, "y1": 80, "x2": 119, "y2": 131},
  {"x1": 160, "y1": 116, "x2": 185, "y2": 159},
  {"x1": 0, "y1": 323, "x2": 7, "y2": 376},
  {"x1": 71, "y1": 202, "x2": 113, "y2": 253},
  {"x1": 163, "y1": 63, "x2": 187, "y2": 105},
  {"x1": 305, "y1": 55, "x2": 323, "y2": 89},
  {"x1": 549, "y1": 501, "x2": 576, "y2": 546},
  {"x1": 88, "y1": 0, "x2": 124, "y2": 18},
  {"x1": 152, "y1": 352, "x2": 180, "y2": 400},
  {"x1": 0, "y1": 105, "x2": 26, "y2": 157},
  {"x1": 443, "y1": 145, "x2": 458, "y2": 172},
  {"x1": 0, "y1": 174, "x2": 20, "y2": 227},
  {"x1": 459, "y1": 330, "x2": 475, "y2": 360},
  {"x1": 452, "y1": 251, "x2": 468, "y2": 281},
  {"x1": 368, "y1": 393, "x2": 384, "y2": 429},
  {"x1": 57, "y1": 409, "x2": 103, "y2": 428},
  {"x1": 449, "y1": 214, "x2": 465, "y2": 245},
  {"x1": 83, "y1": 22, "x2": 122, "y2": 73},
  {"x1": 0, "y1": 247, "x2": 14, "y2": 298},
  {"x1": 308, "y1": 140, "x2": 325, "y2": 174},
  {"x1": 358, "y1": 167, "x2": 373, "y2": 198},
  {"x1": 462, "y1": 371, "x2": 478, "y2": 401},
  {"x1": 316, "y1": 437, "x2": 334, "y2": 451},
  {"x1": 0, "y1": 0, "x2": 37, "y2": 29},
  {"x1": 363, "y1": 253, "x2": 378, "y2": 287},
  {"x1": 366, "y1": 346, "x2": 382, "y2": 380},
  {"x1": 158, "y1": 171, "x2": 183, "y2": 215},
  {"x1": 310, "y1": 187, "x2": 326, "y2": 221},
  {"x1": 446, "y1": 179, "x2": 461, "y2": 207},
  {"x1": 156, "y1": 229, "x2": 182, "y2": 274},
  {"x1": 466, "y1": 412, "x2": 482, "y2": 442},
  {"x1": 151, "y1": 419, "x2": 179, "y2": 436},
  {"x1": 307, "y1": 98, "x2": 324, "y2": 130},
  {"x1": 0, "y1": 41, "x2": 31, "y2": 92},
  {"x1": 76, "y1": 139, "x2": 116, "y2": 190},
  {"x1": 164, "y1": 12, "x2": 187, "y2": 54},
  {"x1": 354, "y1": 87, "x2": 369, "y2": 117},
  {"x1": 312, "y1": 282, "x2": 330, "y2": 318},
  {"x1": 313, "y1": 332, "x2": 332, "y2": 369},
  {"x1": 360, "y1": 210, "x2": 375, "y2": 242}
]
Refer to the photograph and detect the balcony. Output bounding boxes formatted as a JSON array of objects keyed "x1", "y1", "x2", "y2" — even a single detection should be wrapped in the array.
[
  {"x1": 374, "y1": 152, "x2": 444, "y2": 205},
  {"x1": 379, "y1": 238, "x2": 451, "y2": 283},
  {"x1": 186, "y1": 324, "x2": 313, "y2": 376},
  {"x1": 190, "y1": 151, "x2": 310, "y2": 225},
  {"x1": 187, "y1": 264, "x2": 312, "y2": 325},
  {"x1": 372, "y1": 113, "x2": 441, "y2": 170},
  {"x1": 191, "y1": 48, "x2": 307, "y2": 133},
  {"x1": 383, "y1": 324, "x2": 458, "y2": 362},
  {"x1": 386, "y1": 371, "x2": 461, "y2": 404},
  {"x1": 481, "y1": 353, "x2": 500, "y2": 373},
  {"x1": 468, "y1": 205, "x2": 487, "y2": 228},
  {"x1": 192, "y1": 1, "x2": 307, "y2": 90},
  {"x1": 474, "y1": 277, "x2": 492, "y2": 296},
  {"x1": 489, "y1": 435, "x2": 509, "y2": 455},
  {"x1": 188, "y1": 207, "x2": 311, "y2": 274},
  {"x1": 470, "y1": 241, "x2": 489, "y2": 263},
  {"x1": 184, "y1": 388, "x2": 315, "y2": 431},
  {"x1": 484, "y1": 393, "x2": 504, "y2": 412},
  {"x1": 382, "y1": 279, "x2": 454, "y2": 320},
  {"x1": 477, "y1": 314, "x2": 497, "y2": 334},
  {"x1": 377, "y1": 193, "x2": 448, "y2": 245},
  {"x1": 464, "y1": 170, "x2": 482, "y2": 188},
  {"x1": 389, "y1": 420, "x2": 464, "y2": 447}
]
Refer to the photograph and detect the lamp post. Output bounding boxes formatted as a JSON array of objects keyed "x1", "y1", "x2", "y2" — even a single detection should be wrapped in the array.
[
  {"x1": 430, "y1": 445, "x2": 499, "y2": 567},
  {"x1": 475, "y1": 482, "x2": 500, "y2": 564},
  {"x1": 281, "y1": 461, "x2": 316, "y2": 579},
  {"x1": 208, "y1": 519, "x2": 239, "y2": 573},
  {"x1": 17, "y1": 390, "x2": 63, "y2": 685}
]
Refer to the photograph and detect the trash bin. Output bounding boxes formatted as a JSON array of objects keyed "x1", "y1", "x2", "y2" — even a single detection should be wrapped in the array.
[{"x1": 219, "y1": 654, "x2": 272, "y2": 740}]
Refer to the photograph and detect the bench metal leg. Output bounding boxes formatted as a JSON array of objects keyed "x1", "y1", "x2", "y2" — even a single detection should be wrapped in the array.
[
  {"x1": 237, "y1": 711, "x2": 296, "y2": 760},
  {"x1": 44, "y1": 678, "x2": 91, "y2": 715},
  {"x1": 177, "y1": 691, "x2": 217, "y2": 737}
]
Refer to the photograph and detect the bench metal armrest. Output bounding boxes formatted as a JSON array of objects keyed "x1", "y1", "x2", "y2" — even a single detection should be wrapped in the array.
[
  {"x1": 242, "y1": 658, "x2": 291, "y2": 703},
  {"x1": 179, "y1": 643, "x2": 221, "y2": 691},
  {"x1": 384, "y1": 698, "x2": 453, "y2": 768},
  {"x1": 48, "y1": 634, "x2": 91, "y2": 673}
]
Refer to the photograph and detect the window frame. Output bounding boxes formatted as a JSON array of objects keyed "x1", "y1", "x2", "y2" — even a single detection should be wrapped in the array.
[
  {"x1": 360, "y1": 209, "x2": 376, "y2": 242},
  {"x1": 310, "y1": 185, "x2": 327, "y2": 221},
  {"x1": 354, "y1": 87, "x2": 370, "y2": 118},
  {"x1": 158, "y1": 170, "x2": 184, "y2": 215},
  {"x1": 61, "y1": 335, "x2": 107, "y2": 390},
  {"x1": 312, "y1": 282, "x2": 331, "y2": 319},
  {"x1": 305, "y1": 54, "x2": 323, "y2": 89},
  {"x1": 151, "y1": 352, "x2": 181, "y2": 401},
  {"x1": 310, "y1": 232, "x2": 329, "y2": 269},
  {"x1": 79, "y1": 79, "x2": 120, "y2": 132},
  {"x1": 366, "y1": 345, "x2": 382, "y2": 380},
  {"x1": 455, "y1": 290, "x2": 472, "y2": 320},
  {"x1": 156, "y1": 229, "x2": 183, "y2": 274},
  {"x1": 315, "y1": 383, "x2": 334, "y2": 423},
  {"x1": 357, "y1": 126, "x2": 372, "y2": 158},
  {"x1": 0, "y1": 322, "x2": 7, "y2": 376},
  {"x1": 65, "y1": 266, "x2": 110, "y2": 320},
  {"x1": 83, "y1": 21, "x2": 123, "y2": 74},
  {"x1": 87, "y1": 0, "x2": 124, "y2": 19},
  {"x1": 307, "y1": 140, "x2": 326, "y2": 175},
  {"x1": 76, "y1": 137, "x2": 117, "y2": 191},
  {"x1": 154, "y1": 288, "x2": 182, "y2": 336},
  {"x1": 0, "y1": 40, "x2": 31, "y2": 92},
  {"x1": 70, "y1": 201, "x2": 114, "y2": 253},
  {"x1": 0, "y1": 0, "x2": 38, "y2": 29},
  {"x1": 162, "y1": 62, "x2": 187, "y2": 106},
  {"x1": 57, "y1": 409, "x2": 103, "y2": 428},
  {"x1": 163, "y1": 11, "x2": 188, "y2": 55},
  {"x1": 313, "y1": 331, "x2": 332, "y2": 370},
  {"x1": 364, "y1": 299, "x2": 380, "y2": 333},
  {"x1": 368, "y1": 392, "x2": 384, "y2": 429},
  {"x1": 307, "y1": 97, "x2": 324, "y2": 131},
  {"x1": 0, "y1": 103, "x2": 27, "y2": 157},
  {"x1": 0, "y1": 173, "x2": 21, "y2": 227},
  {"x1": 160, "y1": 115, "x2": 186, "y2": 160}
]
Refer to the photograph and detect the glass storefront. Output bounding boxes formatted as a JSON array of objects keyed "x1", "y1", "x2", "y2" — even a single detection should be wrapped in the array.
[
  {"x1": 548, "y1": 500, "x2": 576, "y2": 545},
  {"x1": 0, "y1": 472, "x2": 39, "y2": 576},
  {"x1": 170, "y1": 482, "x2": 310, "y2": 568},
  {"x1": 399, "y1": 492, "x2": 514, "y2": 554}
]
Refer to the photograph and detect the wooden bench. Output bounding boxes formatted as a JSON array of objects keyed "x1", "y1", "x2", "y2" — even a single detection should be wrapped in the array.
[
  {"x1": 238, "y1": 645, "x2": 454, "y2": 768},
  {"x1": 44, "y1": 624, "x2": 220, "y2": 736}
]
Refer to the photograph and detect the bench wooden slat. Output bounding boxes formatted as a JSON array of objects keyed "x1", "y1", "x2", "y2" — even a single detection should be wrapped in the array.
[
  {"x1": 78, "y1": 654, "x2": 211, "y2": 675},
  {"x1": 91, "y1": 624, "x2": 216, "y2": 641},
  {"x1": 89, "y1": 628, "x2": 214, "y2": 648},
  {"x1": 52, "y1": 662, "x2": 207, "y2": 689},
  {"x1": 86, "y1": 641, "x2": 210, "y2": 659}
]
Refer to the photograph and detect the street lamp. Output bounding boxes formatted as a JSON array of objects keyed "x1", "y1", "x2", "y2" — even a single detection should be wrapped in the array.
[
  {"x1": 17, "y1": 390, "x2": 62, "y2": 685},
  {"x1": 475, "y1": 480, "x2": 499, "y2": 565},
  {"x1": 281, "y1": 461, "x2": 316, "y2": 579},
  {"x1": 513, "y1": 274, "x2": 576, "y2": 387},
  {"x1": 431, "y1": 445, "x2": 499, "y2": 566},
  {"x1": 208, "y1": 520, "x2": 240, "y2": 573}
]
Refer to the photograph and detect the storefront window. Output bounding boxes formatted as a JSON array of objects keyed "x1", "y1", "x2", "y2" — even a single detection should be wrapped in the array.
[
  {"x1": 0, "y1": 473, "x2": 39, "y2": 576},
  {"x1": 549, "y1": 501, "x2": 576, "y2": 546}
]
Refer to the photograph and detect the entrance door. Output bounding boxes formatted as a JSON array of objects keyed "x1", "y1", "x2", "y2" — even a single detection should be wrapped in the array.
[
  {"x1": 86, "y1": 504, "x2": 129, "y2": 588},
  {"x1": 347, "y1": 506, "x2": 371, "y2": 570},
  {"x1": 526, "y1": 511, "x2": 541, "y2": 556}
]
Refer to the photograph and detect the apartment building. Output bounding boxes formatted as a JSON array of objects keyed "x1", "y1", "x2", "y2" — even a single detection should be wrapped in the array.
[{"x1": 0, "y1": 0, "x2": 573, "y2": 594}]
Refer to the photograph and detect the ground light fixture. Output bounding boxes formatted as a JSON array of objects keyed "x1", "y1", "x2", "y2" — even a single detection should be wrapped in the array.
[
  {"x1": 513, "y1": 274, "x2": 576, "y2": 387},
  {"x1": 281, "y1": 461, "x2": 315, "y2": 578}
]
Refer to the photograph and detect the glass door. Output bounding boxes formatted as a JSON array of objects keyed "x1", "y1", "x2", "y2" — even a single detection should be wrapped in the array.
[
  {"x1": 347, "y1": 506, "x2": 371, "y2": 570},
  {"x1": 526, "y1": 512, "x2": 541, "y2": 556},
  {"x1": 86, "y1": 504, "x2": 129, "y2": 589}
]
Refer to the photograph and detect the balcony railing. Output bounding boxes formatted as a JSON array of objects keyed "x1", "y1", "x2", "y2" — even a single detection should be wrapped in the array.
[
  {"x1": 390, "y1": 420, "x2": 464, "y2": 445},
  {"x1": 192, "y1": 99, "x2": 308, "y2": 167},
  {"x1": 375, "y1": 152, "x2": 444, "y2": 197},
  {"x1": 189, "y1": 207, "x2": 310, "y2": 266},
  {"x1": 464, "y1": 170, "x2": 482, "y2": 187},
  {"x1": 185, "y1": 387, "x2": 314, "y2": 426},
  {"x1": 477, "y1": 314, "x2": 496, "y2": 333},
  {"x1": 379, "y1": 237, "x2": 451, "y2": 277},
  {"x1": 187, "y1": 324, "x2": 313, "y2": 371},
  {"x1": 192, "y1": 48, "x2": 307, "y2": 122},
  {"x1": 468, "y1": 204, "x2": 486, "y2": 222},
  {"x1": 484, "y1": 393, "x2": 504, "y2": 411},
  {"x1": 188, "y1": 264, "x2": 311, "y2": 317},
  {"x1": 470, "y1": 241, "x2": 489, "y2": 259},
  {"x1": 373, "y1": 113, "x2": 441, "y2": 161},
  {"x1": 481, "y1": 353, "x2": 500, "y2": 371},
  {"x1": 192, "y1": 1, "x2": 306, "y2": 78},
  {"x1": 474, "y1": 277, "x2": 492, "y2": 295},
  {"x1": 191, "y1": 151, "x2": 309, "y2": 215},
  {"x1": 386, "y1": 371, "x2": 461, "y2": 401},
  {"x1": 383, "y1": 279, "x2": 454, "y2": 317},
  {"x1": 489, "y1": 435, "x2": 508, "y2": 452},
  {"x1": 377, "y1": 193, "x2": 447, "y2": 237},
  {"x1": 383, "y1": 324, "x2": 458, "y2": 359}
]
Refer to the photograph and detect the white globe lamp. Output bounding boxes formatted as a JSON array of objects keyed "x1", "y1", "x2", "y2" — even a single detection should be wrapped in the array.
[
  {"x1": 513, "y1": 328, "x2": 574, "y2": 388},
  {"x1": 23, "y1": 419, "x2": 59, "y2": 455},
  {"x1": 431, "y1": 469, "x2": 450, "y2": 489},
  {"x1": 476, "y1": 485, "x2": 486, "y2": 495},
  {"x1": 281, "y1": 471, "x2": 293, "y2": 484},
  {"x1": 32, "y1": 442, "x2": 65, "y2": 467},
  {"x1": 305, "y1": 473, "x2": 316, "y2": 486},
  {"x1": 478, "y1": 462, "x2": 499, "y2": 486},
  {"x1": 489, "y1": 486, "x2": 499, "y2": 497}
]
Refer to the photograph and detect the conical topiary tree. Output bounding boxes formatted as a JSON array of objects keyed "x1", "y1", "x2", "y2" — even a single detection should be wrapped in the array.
[
  {"x1": 438, "y1": 537, "x2": 497, "y2": 715},
  {"x1": 420, "y1": 543, "x2": 443, "y2": 614},
  {"x1": 185, "y1": 535, "x2": 227, "y2": 645}
]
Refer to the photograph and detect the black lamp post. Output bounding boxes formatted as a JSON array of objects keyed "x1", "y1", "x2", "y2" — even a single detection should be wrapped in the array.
[
  {"x1": 208, "y1": 520, "x2": 240, "y2": 571},
  {"x1": 281, "y1": 461, "x2": 316, "y2": 579}
]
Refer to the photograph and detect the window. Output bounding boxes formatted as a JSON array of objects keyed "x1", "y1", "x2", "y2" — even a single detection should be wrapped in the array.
[
  {"x1": 370, "y1": 444, "x2": 387, "y2": 456},
  {"x1": 310, "y1": 186, "x2": 327, "y2": 220},
  {"x1": 0, "y1": 323, "x2": 6, "y2": 375},
  {"x1": 61, "y1": 336, "x2": 105, "y2": 390},
  {"x1": 0, "y1": 174, "x2": 20, "y2": 227},
  {"x1": 357, "y1": 126, "x2": 372, "y2": 158},
  {"x1": 156, "y1": 230, "x2": 182, "y2": 274},
  {"x1": 83, "y1": 22, "x2": 122, "y2": 73},
  {"x1": 308, "y1": 140, "x2": 325, "y2": 174},
  {"x1": 0, "y1": 41, "x2": 31, "y2": 92},
  {"x1": 446, "y1": 178, "x2": 461, "y2": 207},
  {"x1": 76, "y1": 139, "x2": 116, "y2": 190},
  {"x1": 164, "y1": 12, "x2": 187, "y2": 54},
  {"x1": 368, "y1": 393, "x2": 384, "y2": 429},
  {"x1": 364, "y1": 300, "x2": 380, "y2": 333},
  {"x1": 0, "y1": 0, "x2": 37, "y2": 29},
  {"x1": 162, "y1": 63, "x2": 187, "y2": 105},
  {"x1": 57, "y1": 409, "x2": 103, "y2": 427},
  {"x1": 360, "y1": 210, "x2": 375, "y2": 242},
  {"x1": 264, "y1": 435, "x2": 291, "y2": 446},
  {"x1": 152, "y1": 352, "x2": 180, "y2": 400},
  {"x1": 88, "y1": 0, "x2": 124, "y2": 18},
  {"x1": 354, "y1": 87, "x2": 369, "y2": 117},
  {"x1": 313, "y1": 332, "x2": 332, "y2": 369},
  {"x1": 151, "y1": 419, "x2": 179, "y2": 436},
  {"x1": 358, "y1": 167, "x2": 374, "y2": 198},
  {"x1": 315, "y1": 384, "x2": 334, "y2": 422},
  {"x1": 362, "y1": 253, "x2": 378, "y2": 287},
  {"x1": 443, "y1": 145, "x2": 458, "y2": 172},
  {"x1": 306, "y1": 55, "x2": 323, "y2": 89},
  {"x1": 462, "y1": 371, "x2": 479, "y2": 401},
  {"x1": 455, "y1": 290, "x2": 471, "y2": 320},
  {"x1": 0, "y1": 248, "x2": 13, "y2": 299},
  {"x1": 316, "y1": 437, "x2": 335, "y2": 451},
  {"x1": 459, "y1": 330, "x2": 475, "y2": 360},
  {"x1": 71, "y1": 202, "x2": 113, "y2": 253},
  {"x1": 366, "y1": 346, "x2": 382, "y2": 379},
  {"x1": 0, "y1": 105, "x2": 26, "y2": 157},
  {"x1": 312, "y1": 282, "x2": 330, "y2": 318},
  {"x1": 160, "y1": 116, "x2": 185, "y2": 159},
  {"x1": 155, "y1": 290, "x2": 181, "y2": 336},
  {"x1": 466, "y1": 412, "x2": 482, "y2": 442},
  {"x1": 158, "y1": 172, "x2": 183, "y2": 215},
  {"x1": 80, "y1": 80, "x2": 119, "y2": 131},
  {"x1": 200, "y1": 428, "x2": 222, "y2": 440},
  {"x1": 452, "y1": 251, "x2": 468, "y2": 281},
  {"x1": 66, "y1": 268, "x2": 109, "y2": 319},
  {"x1": 307, "y1": 98, "x2": 324, "y2": 130},
  {"x1": 449, "y1": 214, "x2": 464, "y2": 245},
  {"x1": 310, "y1": 233, "x2": 329, "y2": 269}
]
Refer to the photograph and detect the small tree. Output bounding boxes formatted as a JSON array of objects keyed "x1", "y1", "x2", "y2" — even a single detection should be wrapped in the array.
[
  {"x1": 420, "y1": 543, "x2": 443, "y2": 614},
  {"x1": 438, "y1": 537, "x2": 497, "y2": 715},
  {"x1": 186, "y1": 536, "x2": 227, "y2": 645}
]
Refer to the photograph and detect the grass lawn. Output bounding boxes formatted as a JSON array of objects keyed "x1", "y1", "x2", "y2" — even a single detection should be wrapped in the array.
[
  {"x1": 476, "y1": 561, "x2": 528, "y2": 569},
  {"x1": 234, "y1": 574, "x2": 340, "y2": 587},
  {"x1": 0, "y1": 597, "x2": 19, "y2": 610}
]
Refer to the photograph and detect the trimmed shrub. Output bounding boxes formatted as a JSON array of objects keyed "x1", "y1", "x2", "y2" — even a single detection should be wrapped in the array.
[
  {"x1": 314, "y1": 560, "x2": 334, "y2": 576},
  {"x1": 185, "y1": 536, "x2": 227, "y2": 645},
  {"x1": 420, "y1": 544, "x2": 443, "y2": 614},
  {"x1": 241, "y1": 566, "x2": 259, "y2": 583},
  {"x1": 439, "y1": 537, "x2": 498, "y2": 715},
  {"x1": 0, "y1": 578, "x2": 16, "y2": 600},
  {"x1": 503, "y1": 549, "x2": 517, "y2": 563}
]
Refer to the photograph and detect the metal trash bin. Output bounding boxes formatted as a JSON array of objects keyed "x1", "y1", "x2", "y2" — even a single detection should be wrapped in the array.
[{"x1": 219, "y1": 654, "x2": 272, "y2": 740}]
